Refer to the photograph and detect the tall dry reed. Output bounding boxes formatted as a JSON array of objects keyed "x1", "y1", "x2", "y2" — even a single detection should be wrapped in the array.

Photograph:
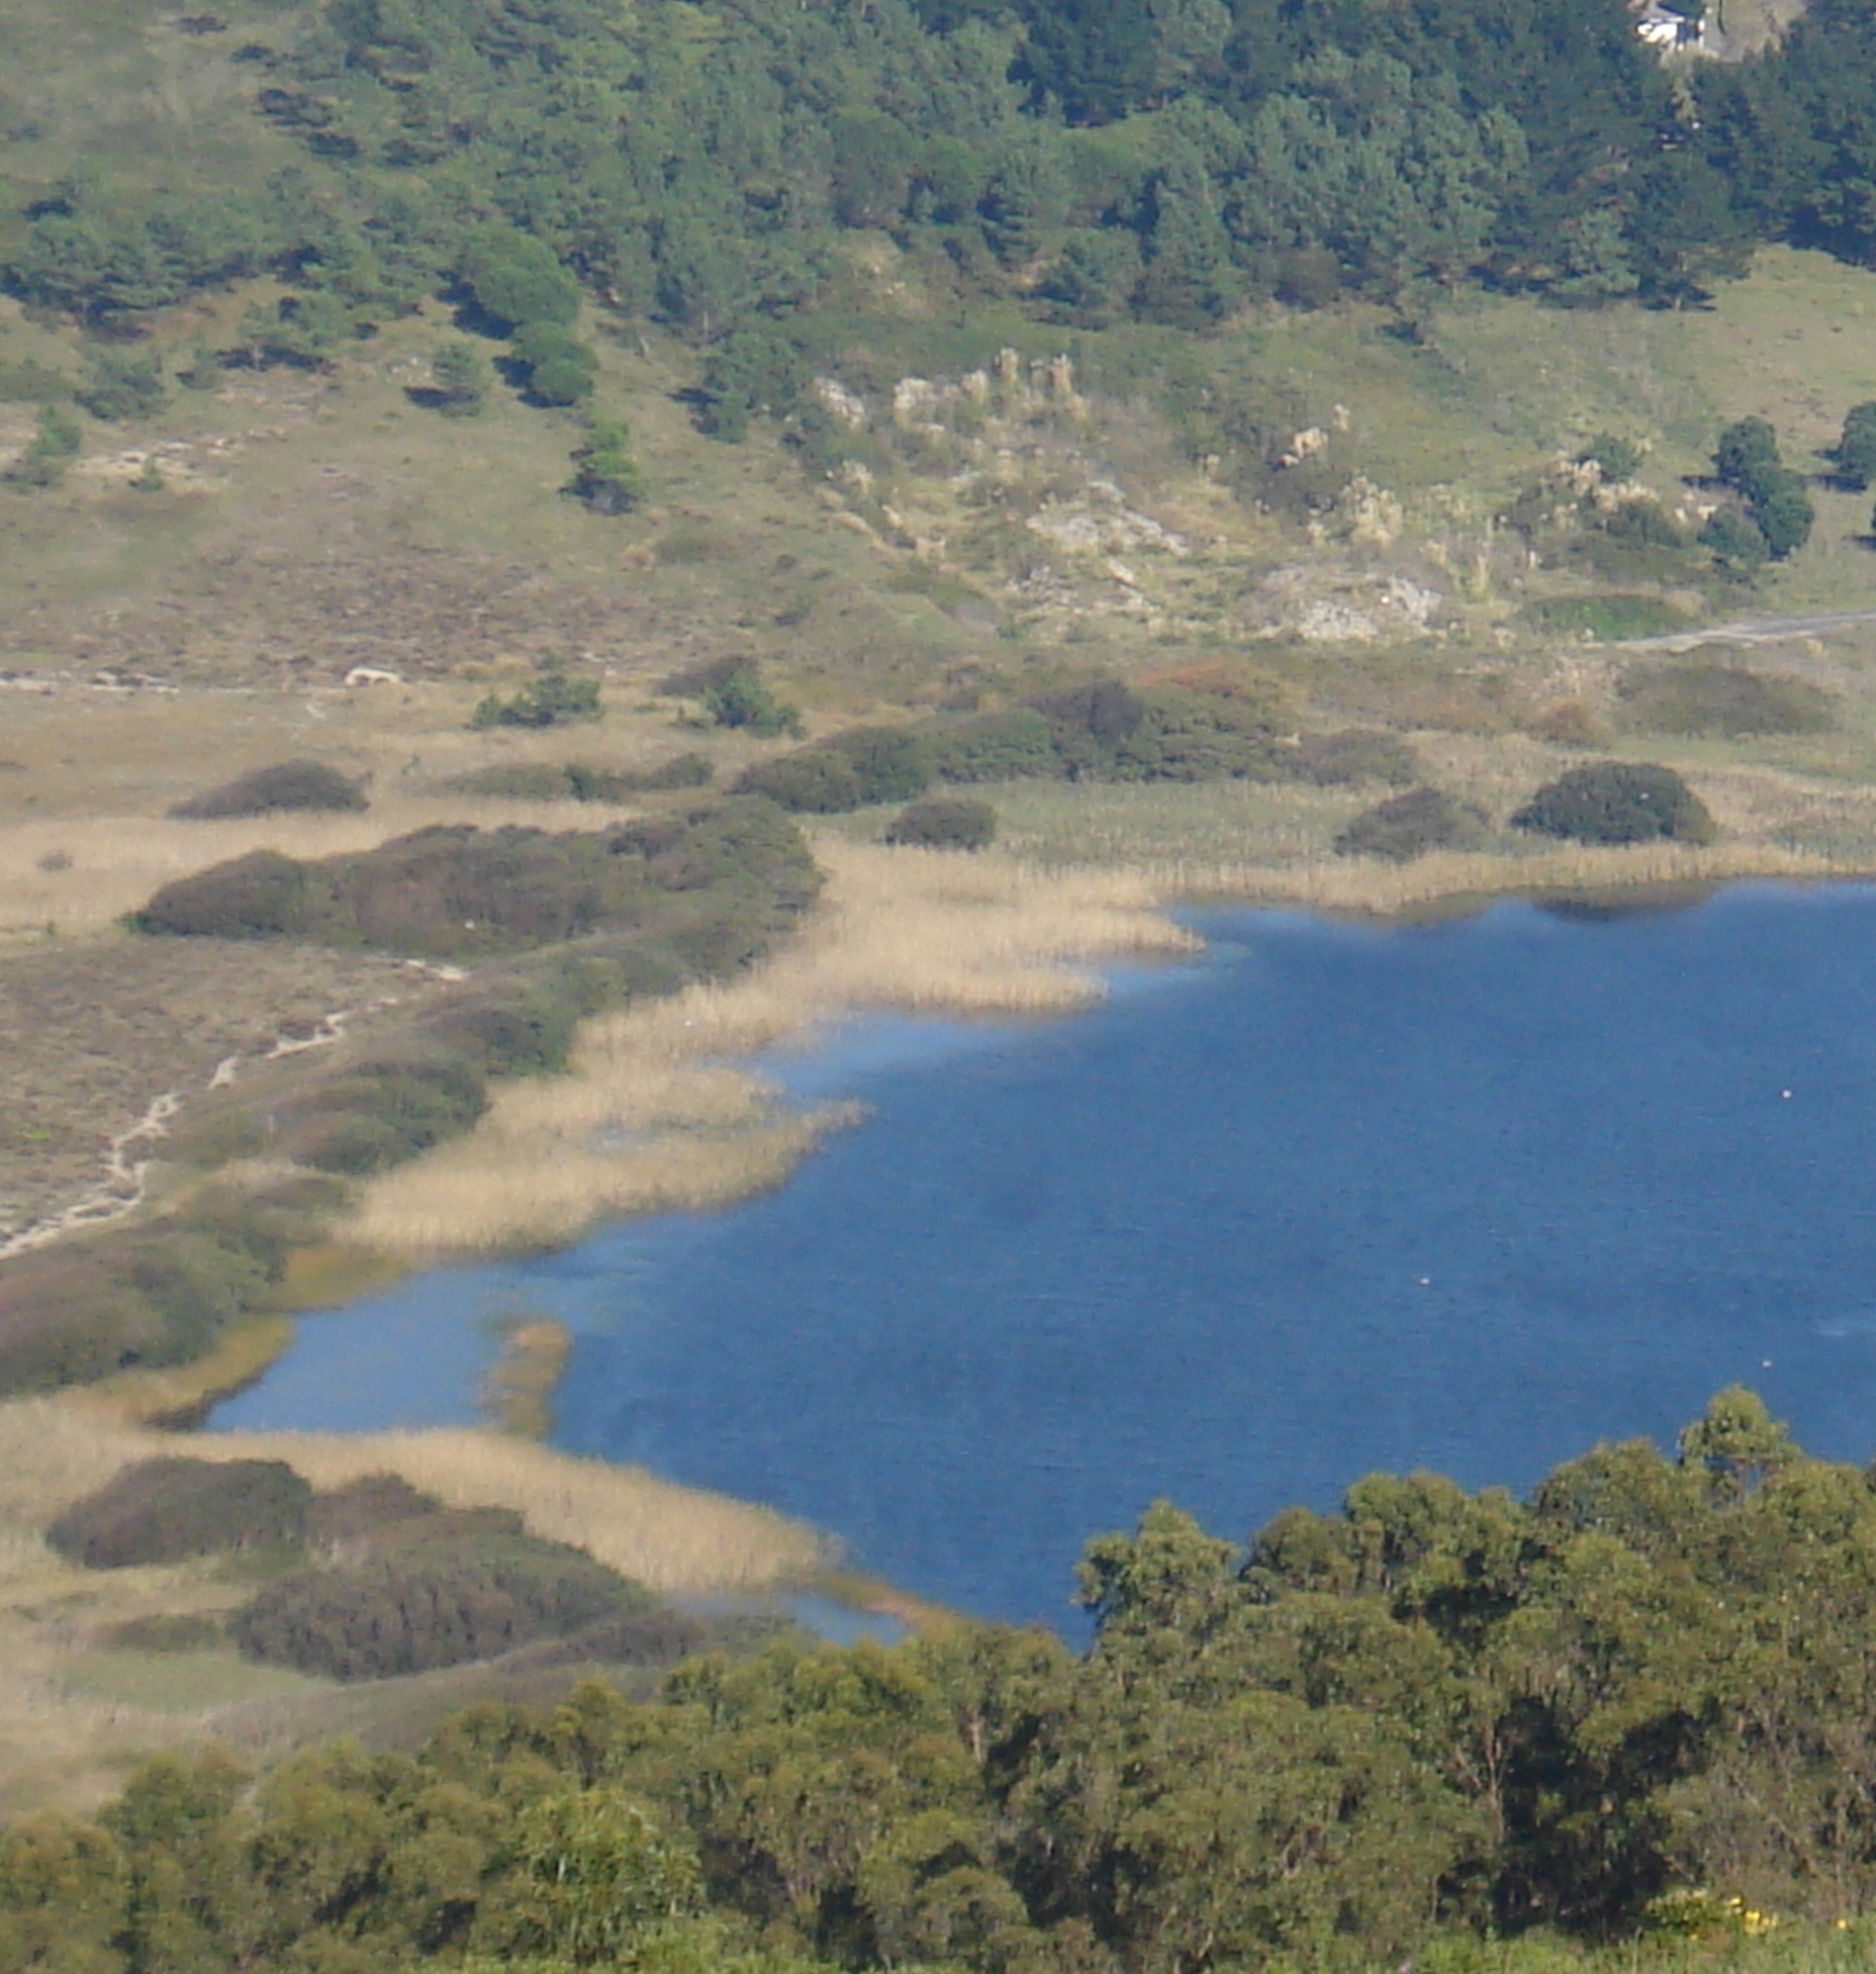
[
  {"x1": 0, "y1": 1396, "x2": 828, "y2": 1595},
  {"x1": 347, "y1": 840, "x2": 1195, "y2": 1256}
]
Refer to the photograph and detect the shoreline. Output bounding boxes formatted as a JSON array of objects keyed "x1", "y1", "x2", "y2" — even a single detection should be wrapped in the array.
[
  {"x1": 68, "y1": 836, "x2": 1876, "y2": 1629},
  {"x1": 98, "y1": 849, "x2": 1867, "y2": 1406}
]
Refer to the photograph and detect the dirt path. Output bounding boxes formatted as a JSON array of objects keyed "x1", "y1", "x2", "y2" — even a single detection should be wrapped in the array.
[{"x1": 1622, "y1": 607, "x2": 1876, "y2": 651}]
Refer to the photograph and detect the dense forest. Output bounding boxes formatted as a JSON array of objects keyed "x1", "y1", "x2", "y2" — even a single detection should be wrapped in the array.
[
  {"x1": 13, "y1": 1391, "x2": 1876, "y2": 1971},
  {"x1": 14, "y1": 0, "x2": 1876, "y2": 440}
]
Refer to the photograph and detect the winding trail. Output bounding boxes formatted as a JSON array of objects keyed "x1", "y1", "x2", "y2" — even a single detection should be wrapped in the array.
[{"x1": 0, "y1": 955, "x2": 468, "y2": 1261}]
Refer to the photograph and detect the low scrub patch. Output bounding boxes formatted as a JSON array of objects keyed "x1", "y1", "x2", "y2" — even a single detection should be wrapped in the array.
[
  {"x1": 47, "y1": 1457, "x2": 313, "y2": 1569},
  {"x1": 1616, "y1": 661, "x2": 1838, "y2": 737},
  {"x1": 169, "y1": 761, "x2": 367, "y2": 819},
  {"x1": 134, "y1": 799, "x2": 820, "y2": 963},
  {"x1": 443, "y1": 756, "x2": 713, "y2": 801},
  {"x1": 1335, "y1": 789, "x2": 1491, "y2": 862},
  {"x1": 886, "y1": 798, "x2": 997, "y2": 850},
  {"x1": 230, "y1": 1524, "x2": 672, "y2": 1680},
  {"x1": 471, "y1": 660, "x2": 603, "y2": 729},
  {"x1": 0, "y1": 1187, "x2": 312, "y2": 1398},
  {"x1": 1512, "y1": 762, "x2": 1717, "y2": 846}
]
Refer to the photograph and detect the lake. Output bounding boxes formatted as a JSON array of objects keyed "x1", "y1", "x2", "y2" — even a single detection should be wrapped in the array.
[{"x1": 213, "y1": 883, "x2": 1876, "y2": 1630}]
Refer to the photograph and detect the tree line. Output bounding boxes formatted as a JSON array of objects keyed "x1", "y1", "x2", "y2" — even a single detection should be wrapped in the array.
[
  {"x1": 12, "y1": 0, "x2": 1876, "y2": 438},
  {"x1": 14, "y1": 1391, "x2": 1876, "y2": 1970}
]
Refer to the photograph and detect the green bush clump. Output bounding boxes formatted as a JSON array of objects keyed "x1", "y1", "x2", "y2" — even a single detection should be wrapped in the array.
[
  {"x1": 169, "y1": 760, "x2": 367, "y2": 819},
  {"x1": 1834, "y1": 401, "x2": 1876, "y2": 490},
  {"x1": 473, "y1": 660, "x2": 603, "y2": 729},
  {"x1": 48, "y1": 1458, "x2": 312, "y2": 1570},
  {"x1": 511, "y1": 323, "x2": 598, "y2": 405},
  {"x1": 462, "y1": 229, "x2": 581, "y2": 331},
  {"x1": 822, "y1": 726, "x2": 933, "y2": 803},
  {"x1": 1290, "y1": 728, "x2": 1422, "y2": 788},
  {"x1": 1023, "y1": 679, "x2": 1148, "y2": 778},
  {"x1": 1616, "y1": 662, "x2": 1837, "y2": 738},
  {"x1": 566, "y1": 417, "x2": 643, "y2": 514},
  {"x1": 303, "y1": 1474, "x2": 443, "y2": 1550},
  {"x1": 1334, "y1": 788, "x2": 1491, "y2": 862},
  {"x1": 1577, "y1": 433, "x2": 1643, "y2": 483},
  {"x1": 0, "y1": 1187, "x2": 317, "y2": 1397},
  {"x1": 445, "y1": 755, "x2": 713, "y2": 801},
  {"x1": 135, "y1": 848, "x2": 316, "y2": 937},
  {"x1": 886, "y1": 797, "x2": 997, "y2": 849},
  {"x1": 140, "y1": 798, "x2": 820, "y2": 965},
  {"x1": 665, "y1": 657, "x2": 802, "y2": 738},
  {"x1": 231, "y1": 1526, "x2": 662, "y2": 1680},
  {"x1": 1511, "y1": 762, "x2": 1716, "y2": 845},
  {"x1": 735, "y1": 748, "x2": 865, "y2": 812},
  {"x1": 5, "y1": 403, "x2": 82, "y2": 489},
  {"x1": 924, "y1": 708, "x2": 1060, "y2": 783},
  {"x1": 1116, "y1": 688, "x2": 1287, "y2": 782},
  {"x1": 74, "y1": 347, "x2": 167, "y2": 422},
  {"x1": 291, "y1": 1056, "x2": 489, "y2": 1175}
]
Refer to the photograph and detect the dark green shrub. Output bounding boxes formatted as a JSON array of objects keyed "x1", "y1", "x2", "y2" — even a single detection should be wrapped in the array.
[
  {"x1": 643, "y1": 797, "x2": 823, "y2": 910},
  {"x1": 137, "y1": 849, "x2": 316, "y2": 938},
  {"x1": 1290, "y1": 729, "x2": 1422, "y2": 788},
  {"x1": 924, "y1": 708, "x2": 1060, "y2": 783},
  {"x1": 75, "y1": 347, "x2": 167, "y2": 421},
  {"x1": 0, "y1": 1249, "x2": 160, "y2": 1394},
  {"x1": 734, "y1": 748, "x2": 864, "y2": 812},
  {"x1": 1754, "y1": 475, "x2": 1815, "y2": 559},
  {"x1": 1116, "y1": 688, "x2": 1285, "y2": 783},
  {"x1": 529, "y1": 355, "x2": 597, "y2": 406},
  {"x1": 511, "y1": 322, "x2": 598, "y2": 379},
  {"x1": 441, "y1": 763, "x2": 577, "y2": 800},
  {"x1": 473, "y1": 661, "x2": 603, "y2": 729},
  {"x1": 463, "y1": 230, "x2": 581, "y2": 330},
  {"x1": 1024, "y1": 680, "x2": 1147, "y2": 778},
  {"x1": 5, "y1": 404, "x2": 82, "y2": 489},
  {"x1": 886, "y1": 797, "x2": 996, "y2": 849},
  {"x1": 1699, "y1": 508, "x2": 1768, "y2": 574},
  {"x1": 48, "y1": 1458, "x2": 312, "y2": 1570},
  {"x1": 1511, "y1": 762, "x2": 1716, "y2": 846},
  {"x1": 666, "y1": 658, "x2": 801, "y2": 738},
  {"x1": 421, "y1": 983, "x2": 584, "y2": 1076},
  {"x1": 1600, "y1": 498, "x2": 1689, "y2": 550},
  {"x1": 231, "y1": 1528, "x2": 658, "y2": 1680},
  {"x1": 292, "y1": 1058, "x2": 489, "y2": 1175},
  {"x1": 1334, "y1": 788, "x2": 1491, "y2": 862},
  {"x1": 304, "y1": 1474, "x2": 443, "y2": 1551},
  {"x1": 1617, "y1": 662, "x2": 1837, "y2": 738},
  {"x1": 1715, "y1": 417, "x2": 1781, "y2": 500},
  {"x1": 1835, "y1": 401, "x2": 1876, "y2": 489},
  {"x1": 128, "y1": 1229, "x2": 271, "y2": 1361},
  {"x1": 566, "y1": 417, "x2": 642, "y2": 514},
  {"x1": 823, "y1": 726, "x2": 932, "y2": 804},
  {"x1": 169, "y1": 760, "x2": 366, "y2": 819},
  {"x1": 1578, "y1": 433, "x2": 1642, "y2": 483},
  {"x1": 428, "y1": 339, "x2": 490, "y2": 418},
  {"x1": 453, "y1": 756, "x2": 714, "y2": 801}
]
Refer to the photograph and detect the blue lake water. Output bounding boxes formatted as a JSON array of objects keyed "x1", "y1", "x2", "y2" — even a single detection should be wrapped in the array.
[{"x1": 214, "y1": 884, "x2": 1876, "y2": 1630}]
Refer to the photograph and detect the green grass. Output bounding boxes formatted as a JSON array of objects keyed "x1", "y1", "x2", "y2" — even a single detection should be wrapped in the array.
[{"x1": 57, "y1": 1645, "x2": 330, "y2": 1712}]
